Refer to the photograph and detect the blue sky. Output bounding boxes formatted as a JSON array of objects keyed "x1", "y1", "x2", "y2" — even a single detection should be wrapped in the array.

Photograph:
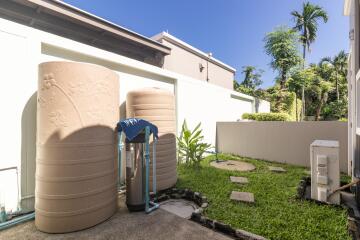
[{"x1": 62, "y1": 0, "x2": 348, "y2": 88}]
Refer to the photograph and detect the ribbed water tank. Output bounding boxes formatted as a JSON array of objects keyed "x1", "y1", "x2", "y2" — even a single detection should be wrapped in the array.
[
  {"x1": 126, "y1": 88, "x2": 177, "y2": 191},
  {"x1": 36, "y1": 62, "x2": 119, "y2": 233}
]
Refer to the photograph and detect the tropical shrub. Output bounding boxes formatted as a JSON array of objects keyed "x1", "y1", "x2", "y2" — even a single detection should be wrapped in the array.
[
  {"x1": 177, "y1": 120, "x2": 211, "y2": 167},
  {"x1": 322, "y1": 99, "x2": 348, "y2": 120},
  {"x1": 280, "y1": 91, "x2": 302, "y2": 121},
  {"x1": 242, "y1": 112, "x2": 290, "y2": 121}
]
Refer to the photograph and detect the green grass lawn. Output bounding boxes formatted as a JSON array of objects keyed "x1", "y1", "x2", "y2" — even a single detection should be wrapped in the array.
[{"x1": 176, "y1": 154, "x2": 350, "y2": 240}]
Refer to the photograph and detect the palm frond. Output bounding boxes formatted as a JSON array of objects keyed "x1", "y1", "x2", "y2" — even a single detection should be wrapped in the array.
[{"x1": 292, "y1": 1, "x2": 328, "y2": 53}]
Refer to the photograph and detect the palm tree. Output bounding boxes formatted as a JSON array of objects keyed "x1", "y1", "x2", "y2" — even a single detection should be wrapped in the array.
[
  {"x1": 291, "y1": 2, "x2": 328, "y2": 119},
  {"x1": 320, "y1": 51, "x2": 348, "y2": 101}
]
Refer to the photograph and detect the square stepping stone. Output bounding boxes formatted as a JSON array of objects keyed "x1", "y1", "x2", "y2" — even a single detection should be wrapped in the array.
[
  {"x1": 269, "y1": 166, "x2": 286, "y2": 173},
  {"x1": 230, "y1": 191, "x2": 254, "y2": 203},
  {"x1": 230, "y1": 176, "x2": 248, "y2": 184}
]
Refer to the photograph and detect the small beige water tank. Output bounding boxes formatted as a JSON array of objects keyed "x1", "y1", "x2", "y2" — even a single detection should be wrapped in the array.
[
  {"x1": 126, "y1": 88, "x2": 177, "y2": 191},
  {"x1": 36, "y1": 62, "x2": 119, "y2": 233}
]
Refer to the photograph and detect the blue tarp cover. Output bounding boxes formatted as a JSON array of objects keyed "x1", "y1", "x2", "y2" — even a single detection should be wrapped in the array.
[{"x1": 117, "y1": 118, "x2": 158, "y2": 141}]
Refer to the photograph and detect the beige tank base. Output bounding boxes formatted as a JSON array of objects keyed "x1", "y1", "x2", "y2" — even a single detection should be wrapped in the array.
[
  {"x1": 36, "y1": 61, "x2": 119, "y2": 233},
  {"x1": 126, "y1": 88, "x2": 177, "y2": 191}
]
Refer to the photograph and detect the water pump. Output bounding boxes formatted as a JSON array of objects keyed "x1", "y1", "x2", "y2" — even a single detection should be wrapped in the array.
[{"x1": 117, "y1": 118, "x2": 159, "y2": 213}]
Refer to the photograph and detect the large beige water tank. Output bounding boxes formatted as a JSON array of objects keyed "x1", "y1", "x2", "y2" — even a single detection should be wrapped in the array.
[
  {"x1": 126, "y1": 88, "x2": 177, "y2": 191},
  {"x1": 36, "y1": 62, "x2": 119, "y2": 233}
]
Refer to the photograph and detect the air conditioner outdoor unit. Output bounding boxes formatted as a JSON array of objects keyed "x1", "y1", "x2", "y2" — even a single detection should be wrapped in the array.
[{"x1": 310, "y1": 140, "x2": 340, "y2": 204}]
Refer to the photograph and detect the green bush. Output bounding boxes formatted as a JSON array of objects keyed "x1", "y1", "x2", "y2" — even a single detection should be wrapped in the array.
[
  {"x1": 242, "y1": 112, "x2": 290, "y2": 121},
  {"x1": 338, "y1": 118, "x2": 348, "y2": 122},
  {"x1": 242, "y1": 113, "x2": 251, "y2": 120}
]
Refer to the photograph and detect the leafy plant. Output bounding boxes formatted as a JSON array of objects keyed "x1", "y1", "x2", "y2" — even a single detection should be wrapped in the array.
[{"x1": 177, "y1": 120, "x2": 211, "y2": 167}]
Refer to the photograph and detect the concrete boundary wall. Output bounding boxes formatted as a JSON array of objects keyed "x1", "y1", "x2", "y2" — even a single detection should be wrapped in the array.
[{"x1": 216, "y1": 121, "x2": 348, "y2": 173}]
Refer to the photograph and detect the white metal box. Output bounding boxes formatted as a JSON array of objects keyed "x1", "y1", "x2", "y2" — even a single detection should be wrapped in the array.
[{"x1": 310, "y1": 140, "x2": 340, "y2": 204}]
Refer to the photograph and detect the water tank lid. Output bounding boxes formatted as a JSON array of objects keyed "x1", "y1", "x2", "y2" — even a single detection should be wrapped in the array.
[{"x1": 117, "y1": 118, "x2": 158, "y2": 141}]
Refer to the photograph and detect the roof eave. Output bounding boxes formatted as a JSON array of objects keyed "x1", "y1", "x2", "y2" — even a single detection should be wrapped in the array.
[
  {"x1": 152, "y1": 32, "x2": 236, "y2": 73},
  {"x1": 27, "y1": 0, "x2": 171, "y2": 55}
]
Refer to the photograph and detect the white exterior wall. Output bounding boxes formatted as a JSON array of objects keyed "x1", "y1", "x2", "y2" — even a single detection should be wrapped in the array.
[
  {"x1": 0, "y1": 17, "x2": 269, "y2": 212},
  {"x1": 177, "y1": 78, "x2": 254, "y2": 145},
  {"x1": 257, "y1": 100, "x2": 271, "y2": 113},
  {"x1": 346, "y1": 0, "x2": 359, "y2": 177}
]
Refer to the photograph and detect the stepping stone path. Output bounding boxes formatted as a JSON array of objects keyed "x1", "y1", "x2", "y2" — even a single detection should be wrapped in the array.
[
  {"x1": 230, "y1": 191, "x2": 255, "y2": 203},
  {"x1": 269, "y1": 166, "x2": 286, "y2": 173},
  {"x1": 229, "y1": 176, "x2": 253, "y2": 203},
  {"x1": 210, "y1": 160, "x2": 256, "y2": 172},
  {"x1": 230, "y1": 176, "x2": 248, "y2": 184}
]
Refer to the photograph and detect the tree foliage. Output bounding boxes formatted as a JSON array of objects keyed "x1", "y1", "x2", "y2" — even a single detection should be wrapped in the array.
[
  {"x1": 233, "y1": 80, "x2": 240, "y2": 90},
  {"x1": 291, "y1": 1, "x2": 328, "y2": 119},
  {"x1": 264, "y1": 26, "x2": 302, "y2": 89},
  {"x1": 240, "y1": 66, "x2": 264, "y2": 90},
  {"x1": 233, "y1": 3, "x2": 346, "y2": 121},
  {"x1": 236, "y1": 50, "x2": 348, "y2": 121},
  {"x1": 320, "y1": 50, "x2": 348, "y2": 101},
  {"x1": 305, "y1": 65, "x2": 334, "y2": 121}
]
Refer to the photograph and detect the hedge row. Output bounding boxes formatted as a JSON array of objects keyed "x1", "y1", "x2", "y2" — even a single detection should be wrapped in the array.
[{"x1": 242, "y1": 112, "x2": 290, "y2": 121}]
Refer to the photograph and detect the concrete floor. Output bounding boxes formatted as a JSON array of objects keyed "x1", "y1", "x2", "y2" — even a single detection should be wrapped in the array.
[
  {"x1": 0, "y1": 195, "x2": 231, "y2": 240},
  {"x1": 159, "y1": 199, "x2": 198, "y2": 219}
]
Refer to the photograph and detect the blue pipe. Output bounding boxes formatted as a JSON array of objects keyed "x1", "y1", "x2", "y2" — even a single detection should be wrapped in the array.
[
  {"x1": 145, "y1": 127, "x2": 159, "y2": 213},
  {"x1": 206, "y1": 148, "x2": 219, "y2": 161},
  {"x1": 0, "y1": 212, "x2": 35, "y2": 231},
  {"x1": 152, "y1": 136, "x2": 157, "y2": 200},
  {"x1": 145, "y1": 126, "x2": 150, "y2": 213},
  {"x1": 117, "y1": 130, "x2": 124, "y2": 191}
]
